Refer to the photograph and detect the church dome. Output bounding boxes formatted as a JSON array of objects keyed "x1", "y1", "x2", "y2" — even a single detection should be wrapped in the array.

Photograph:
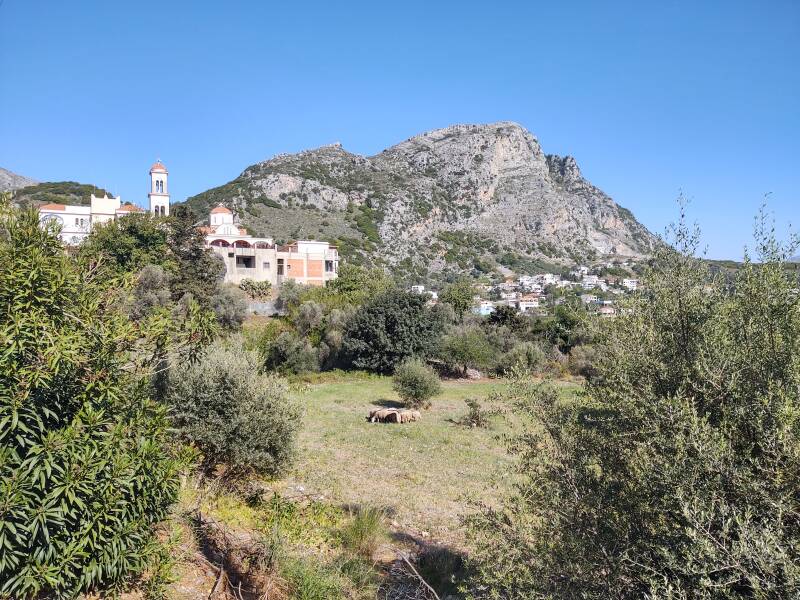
[{"x1": 150, "y1": 160, "x2": 168, "y2": 174}]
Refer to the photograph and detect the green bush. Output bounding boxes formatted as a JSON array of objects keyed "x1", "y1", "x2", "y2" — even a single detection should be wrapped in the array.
[
  {"x1": 0, "y1": 208, "x2": 180, "y2": 598},
  {"x1": 465, "y1": 211, "x2": 800, "y2": 598},
  {"x1": 264, "y1": 331, "x2": 321, "y2": 374},
  {"x1": 498, "y1": 341, "x2": 547, "y2": 374},
  {"x1": 210, "y1": 284, "x2": 249, "y2": 330},
  {"x1": 169, "y1": 339, "x2": 301, "y2": 476},
  {"x1": 392, "y1": 358, "x2": 442, "y2": 409},
  {"x1": 437, "y1": 325, "x2": 496, "y2": 375},
  {"x1": 567, "y1": 343, "x2": 598, "y2": 378},
  {"x1": 129, "y1": 264, "x2": 172, "y2": 320},
  {"x1": 343, "y1": 290, "x2": 443, "y2": 373}
]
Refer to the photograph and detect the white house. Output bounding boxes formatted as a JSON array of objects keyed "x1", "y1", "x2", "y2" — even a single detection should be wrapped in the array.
[
  {"x1": 622, "y1": 278, "x2": 639, "y2": 291},
  {"x1": 581, "y1": 275, "x2": 600, "y2": 290},
  {"x1": 39, "y1": 160, "x2": 169, "y2": 244},
  {"x1": 202, "y1": 205, "x2": 338, "y2": 287}
]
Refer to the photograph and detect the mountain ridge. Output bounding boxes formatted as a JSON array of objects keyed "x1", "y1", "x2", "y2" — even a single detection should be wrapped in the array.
[
  {"x1": 183, "y1": 122, "x2": 659, "y2": 282},
  {"x1": 0, "y1": 167, "x2": 37, "y2": 192}
]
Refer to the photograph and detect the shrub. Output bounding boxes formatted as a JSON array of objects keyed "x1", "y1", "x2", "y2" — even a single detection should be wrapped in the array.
[
  {"x1": 439, "y1": 278, "x2": 475, "y2": 322},
  {"x1": 464, "y1": 210, "x2": 800, "y2": 598},
  {"x1": 239, "y1": 277, "x2": 272, "y2": 300},
  {"x1": 437, "y1": 325, "x2": 496, "y2": 376},
  {"x1": 497, "y1": 341, "x2": 547, "y2": 374},
  {"x1": 169, "y1": 339, "x2": 301, "y2": 476},
  {"x1": 567, "y1": 343, "x2": 598, "y2": 379},
  {"x1": 342, "y1": 290, "x2": 443, "y2": 373},
  {"x1": 0, "y1": 208, "x2": 180, "y2": 598},
  {"x1": 264, "y1": 331, "x2": 321, "y2": 374},
  {"x1": 393, "y1": 358, "x2": 442, "y2": 409},
  {"x1": 460, "y1": 398, "x2": 492, "y2": 428},
  {"x1": 295, "y1": 300, "x2": 324, "y2": 336},
  {"x1": 210, "y1": 284, "x2": 249, "y2": 330},
  {"x1": 130, "y1": 264, "x2": 172, "y2": 320},
  {"x1": 275, "y1": 279, "x2": 305, "y2": 313}
]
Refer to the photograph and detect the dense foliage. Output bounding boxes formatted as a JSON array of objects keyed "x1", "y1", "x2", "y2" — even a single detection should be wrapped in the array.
[
  {"x1": 0, "y1": 209, "x2": 197, "y2": 598},
  {"x1": 342, "y1": 289, "x2": 444, "y2": 374},
  {"x1": 210, "y1": 284, "x2": 249, "y2": 330},
  {"x1": 465, "y1": 214, "x2": 800, "y2": 599},
  {"x1": 169, "y1": 338, "x2": 302, "y2": 476},
  {"x1": 78, "y1": 206, "x2": 225, "y2": 308},
  {"x1": 11, "y1": 181, "x2": 114, "y2": 208},
  {"x1": 439, "y1": 278, "x2": 475, "y2": 322},
  {"x1": 392, "y1": 358, "x2": 442, "y2": 409}
]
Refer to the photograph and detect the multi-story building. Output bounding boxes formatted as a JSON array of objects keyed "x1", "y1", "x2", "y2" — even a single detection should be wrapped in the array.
[
  {"x1": 39, "y1": 160, "x2": 170, "y2": 245},
  {"x1": 202, "y1": 204, "x2": 338, "y2": 287}
]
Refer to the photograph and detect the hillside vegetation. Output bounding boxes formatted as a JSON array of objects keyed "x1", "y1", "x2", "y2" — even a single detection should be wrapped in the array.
[
  {"x1": 183, "y1": 122, "x2": 658, "y2": 285},
  {"x1": 11, "y1": 181, "x2": 114, "y2": 208}
]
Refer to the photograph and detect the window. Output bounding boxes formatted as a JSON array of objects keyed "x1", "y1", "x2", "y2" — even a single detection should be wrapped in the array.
[
  {"x1": 263, "y1": 261, "x2": 271, "y2": 270},
  {"x1": 325, "y1": 260, "x2": 335, "y2": 273},
  {"x1": 75, "y1": 218, "x2": 79, "y2": 225},
  {"x1": 236, "y1": 256, "x2": 255, "y2": 269}
]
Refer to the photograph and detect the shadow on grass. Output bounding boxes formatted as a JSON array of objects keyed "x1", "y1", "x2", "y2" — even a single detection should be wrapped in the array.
[
  {"x1": 386, "y1": 532, "x2": 469, "y2": 597},
  {"x1": 371, "y1": 398, "x2": 405, "y2": 409}
]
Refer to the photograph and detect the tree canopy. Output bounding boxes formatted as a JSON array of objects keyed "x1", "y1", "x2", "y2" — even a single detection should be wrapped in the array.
[{"x1": 465, "y1": 212, "x2": 800, "y2": 598}]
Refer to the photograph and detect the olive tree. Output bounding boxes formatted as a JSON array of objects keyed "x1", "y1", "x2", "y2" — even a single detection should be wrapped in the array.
[{"x1": 465, "y1": 209, "x2": 800, "y2": 599}]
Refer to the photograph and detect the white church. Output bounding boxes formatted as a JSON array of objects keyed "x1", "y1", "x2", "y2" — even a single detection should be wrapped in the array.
[{"x1": 39, "y1": 160, "x2": 171, "y2": 245}]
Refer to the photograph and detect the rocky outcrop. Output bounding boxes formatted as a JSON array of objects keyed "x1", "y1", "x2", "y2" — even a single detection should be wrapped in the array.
[
  {"x1": 184, "y1": 122, "x2": 659, "y2": 279},
  {"x1": 0, "y1": 167, "x2": 37, "y2": 192}
]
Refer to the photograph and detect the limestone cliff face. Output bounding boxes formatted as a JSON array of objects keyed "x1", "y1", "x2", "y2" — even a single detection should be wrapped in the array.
[
  {"x1": 185, "y1": 122, "x2": 658, "y2": 278},
  {"x1": 0, "y1": 168, "x2": 37, "y2": 192}
]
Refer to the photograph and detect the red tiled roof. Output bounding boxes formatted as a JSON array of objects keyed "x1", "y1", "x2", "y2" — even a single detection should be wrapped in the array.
[
  {"x1": 40, "y1": 203, "x2": 66, "y2": 211},
  {"x1": 116, "y1": 203, "x2": 141, "y2": 212},
  {"x1": 210, "y1": 205, "x2": 232, "y2": 214},
  {"x1": 197, "y1": 226, "x2": 212, "y2": 234},
  {"x1": 150, "y1": 161, "x2": 168, "y2": 173},
  {"x1": 238, "y1": 227, "x2": 248, "y2": 235}
]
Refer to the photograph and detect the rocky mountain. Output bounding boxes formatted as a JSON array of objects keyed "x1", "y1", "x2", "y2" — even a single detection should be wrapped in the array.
[
  {"x1": 0, "y1": 167, "x2": 37, "y2": 192},
  {"x1": 184, "y1": 122, "x2": 658, "y2": 282}
]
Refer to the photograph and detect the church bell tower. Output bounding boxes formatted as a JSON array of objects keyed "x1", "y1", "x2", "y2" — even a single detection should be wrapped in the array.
[{"x1": 148, "y1": 160, "x2": 170, "y2": 216}]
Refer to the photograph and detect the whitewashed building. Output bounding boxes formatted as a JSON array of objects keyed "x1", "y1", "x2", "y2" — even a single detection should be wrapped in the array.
[
  {"x1": 202, "y1": 205, "x2": 338, "y2": 287},
  {"x1": 39, "y1": 160, "x2": 170, "y2": 244}
]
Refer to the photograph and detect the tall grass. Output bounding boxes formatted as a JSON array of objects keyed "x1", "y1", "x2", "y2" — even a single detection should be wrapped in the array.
[{"x1": 339, "y1": 506, "x2": 385, "y2": 557}]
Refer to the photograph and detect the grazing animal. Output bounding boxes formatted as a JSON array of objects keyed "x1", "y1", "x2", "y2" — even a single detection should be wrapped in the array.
[{"x1": 367, "y1": 408, "x2": 422, "y2": 423}]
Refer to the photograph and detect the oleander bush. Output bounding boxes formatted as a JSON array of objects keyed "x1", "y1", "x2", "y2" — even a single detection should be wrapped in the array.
[{"x1": 0, "y1": 208, "x2": 181, "y2": 599}]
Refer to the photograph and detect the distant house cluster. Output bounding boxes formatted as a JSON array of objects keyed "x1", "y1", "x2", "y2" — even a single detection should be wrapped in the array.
[
  {"x1": 408, "y1": 263, "x2": 641, "y2": 320},
  {"x1": 38, "y1": 161, "x2": 338, "y2": 287}
]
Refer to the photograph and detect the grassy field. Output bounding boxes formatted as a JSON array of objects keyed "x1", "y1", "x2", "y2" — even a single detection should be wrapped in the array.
[{"x1": 284, "y1": 373, "x2": 580, "y2": 545}]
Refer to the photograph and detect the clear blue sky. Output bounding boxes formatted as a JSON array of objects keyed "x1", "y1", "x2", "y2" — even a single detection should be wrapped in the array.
[{"x1": 1, "y1": 1, "x2": 797, "y2": 259}]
